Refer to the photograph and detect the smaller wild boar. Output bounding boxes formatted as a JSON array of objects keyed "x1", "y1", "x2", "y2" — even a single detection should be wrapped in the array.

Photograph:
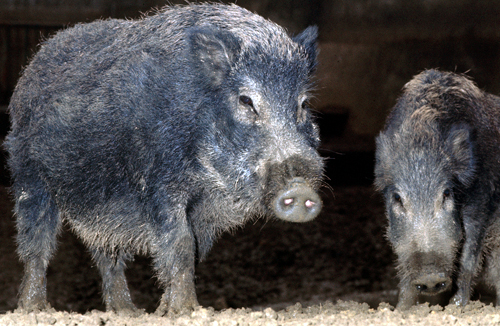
[{"x1": 375, "y1": 69, "x2": 500, "y2": 309}]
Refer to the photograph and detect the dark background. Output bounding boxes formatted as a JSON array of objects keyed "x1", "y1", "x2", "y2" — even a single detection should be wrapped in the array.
[{"x1": 0, "y1": 0, "x2": 499, "y2": 314}]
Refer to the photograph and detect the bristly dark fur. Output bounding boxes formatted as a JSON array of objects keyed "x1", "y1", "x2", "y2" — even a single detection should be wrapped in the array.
[
  {"x1": 375, "y1": 69, "x2": 500, "y2": 309},
  {"x1": 5, "y1": 3, "x2": 324, "y2": 315}
]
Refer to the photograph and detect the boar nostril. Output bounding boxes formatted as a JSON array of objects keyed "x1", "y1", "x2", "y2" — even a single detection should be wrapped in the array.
[
  {"x1": 305, "y1": 199, "x2": 315, "y2": 208},
  {"x1": 415, "y1": 284, "x2": 428, "y2": 291},
  {"x1": 283, "y1": 198, "x2": 294, "y2": 206},
  {"x1": 435, "y1": 282, "x2": 446, "y2": 290}
]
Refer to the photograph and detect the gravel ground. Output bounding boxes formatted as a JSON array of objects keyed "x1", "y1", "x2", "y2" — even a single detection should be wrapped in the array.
[{"x1": 3, "y1": 301, "x2": 500, "y2": 325}]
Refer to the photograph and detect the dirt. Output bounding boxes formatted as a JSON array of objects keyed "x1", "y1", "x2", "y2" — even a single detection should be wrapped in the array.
[
  {"x1": 2, "y1": 135, "x2": 500, "y2": 325},
  {"x1": 2, "y1": 301, "x2": 500, "y2": 326}
]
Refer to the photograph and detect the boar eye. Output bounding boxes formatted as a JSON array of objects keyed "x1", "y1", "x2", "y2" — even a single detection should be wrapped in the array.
[
  {"x1": 298, "y1": 99, "x2": 309, "y2": 123},
  {"x1": 239, "y1": 95, "x2": 258, "y2": 115},
  {"x1": 239, "y1": 95, "x2": 253, "y2": 107},
  {"x1": 393, "y1": 193, "x2": 402, "y2": 204},
  {"x1": 443, "y1": 188, "x2": 451, "y2": 198}
]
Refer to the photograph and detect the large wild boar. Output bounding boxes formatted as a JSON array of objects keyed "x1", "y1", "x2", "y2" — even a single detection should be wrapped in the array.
[{"x1": 5, "y1": 3, "x2": 324, "y2": 315}]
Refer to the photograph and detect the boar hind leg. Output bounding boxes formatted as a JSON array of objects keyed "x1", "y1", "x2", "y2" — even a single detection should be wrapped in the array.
[
  {"x1": 153, "y1": 216, "x2": 199, "y2": 316},
  {"x1": 92, "y1": 249, "x2": 139, "y2": 314},
  {"x1": 15, "y1": 181, "x2": 61, "y2": 312}
]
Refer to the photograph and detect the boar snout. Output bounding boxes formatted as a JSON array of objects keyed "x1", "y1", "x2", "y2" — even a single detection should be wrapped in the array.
[
  {"x1": 272, "y1": 177, "x2": 322, "y2": 222},
  {"x1": 412, "y1": 272, "x2": 451, "y2": 295}
]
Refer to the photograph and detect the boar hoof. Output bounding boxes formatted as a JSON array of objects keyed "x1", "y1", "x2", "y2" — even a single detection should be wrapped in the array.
[
  {"x1": 16, "y1": 301, "x2": 51, "y2": 313},
  {"x1": 156, "y1": 290, "x2": 199, "y2": 316},
  {"x1": 450, "y1": 292, "x2": 469, "y2": 307}
]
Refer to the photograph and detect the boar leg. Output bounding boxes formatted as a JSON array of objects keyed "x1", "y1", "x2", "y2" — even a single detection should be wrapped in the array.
[
  {"x1": 15, "y1": 181, "x2": 61, "y2": 311},
  {"x1": 450, "y1": 210, "x2": 487, "y2": 306},
  {"x1": 492, "y1": 257, "x2": 500, "y2": 306},
  {"x1": 396, "y1": 279, "x2": 418, "y2": 310},
  {"x1": 482, "y1": 248, "x2": 500, "y2": 305},
  {"x1": 18, "y1": 259, "x2": 50, "y2": 312},
  {"x1": 476, "y1": 216, "x2": 500, "y2": 305},
  {"x1": 153, "y1": 212, "x2": 199, "y2": 316},
  {"x1": 93, "y1": 248, "x2": 138, "y2": 313}
]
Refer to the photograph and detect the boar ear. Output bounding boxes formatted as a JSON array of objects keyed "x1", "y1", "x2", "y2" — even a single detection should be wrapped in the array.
[
  {"x1": 187, "y1": 26, "x2": 240, "y2": 87},
  {"x1": 293, "y1": 25, "x2": 318, "y2": 73},
  {"x1": 447, "y1": 124, "x2": 475, "y2": 186},
  {"x1": 374, "y1": 132, "x2": 393, "y2": 191}
]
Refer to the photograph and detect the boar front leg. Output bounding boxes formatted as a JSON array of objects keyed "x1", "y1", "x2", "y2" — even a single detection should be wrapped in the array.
[
  {"x1": 396, "y1": 278, "x2": 419, "y2": 310},
  {"x1": 450, "y1": 209, "x2": 487, "y2": 306}
]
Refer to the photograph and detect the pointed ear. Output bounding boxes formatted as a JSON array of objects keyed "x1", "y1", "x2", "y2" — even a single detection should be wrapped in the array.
[
  {"x1": 187, "y1": 26, "x2": 240, "y2": 88},
  {"x1": 293, "y1": 25, "x2": 318, "y2": 73},
  {"x1": 447, "y1": 124, "x2": 475, "y2": 186},
  {"x1": 374, "y1": 132, "x2": 393, "y2": 191}
]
